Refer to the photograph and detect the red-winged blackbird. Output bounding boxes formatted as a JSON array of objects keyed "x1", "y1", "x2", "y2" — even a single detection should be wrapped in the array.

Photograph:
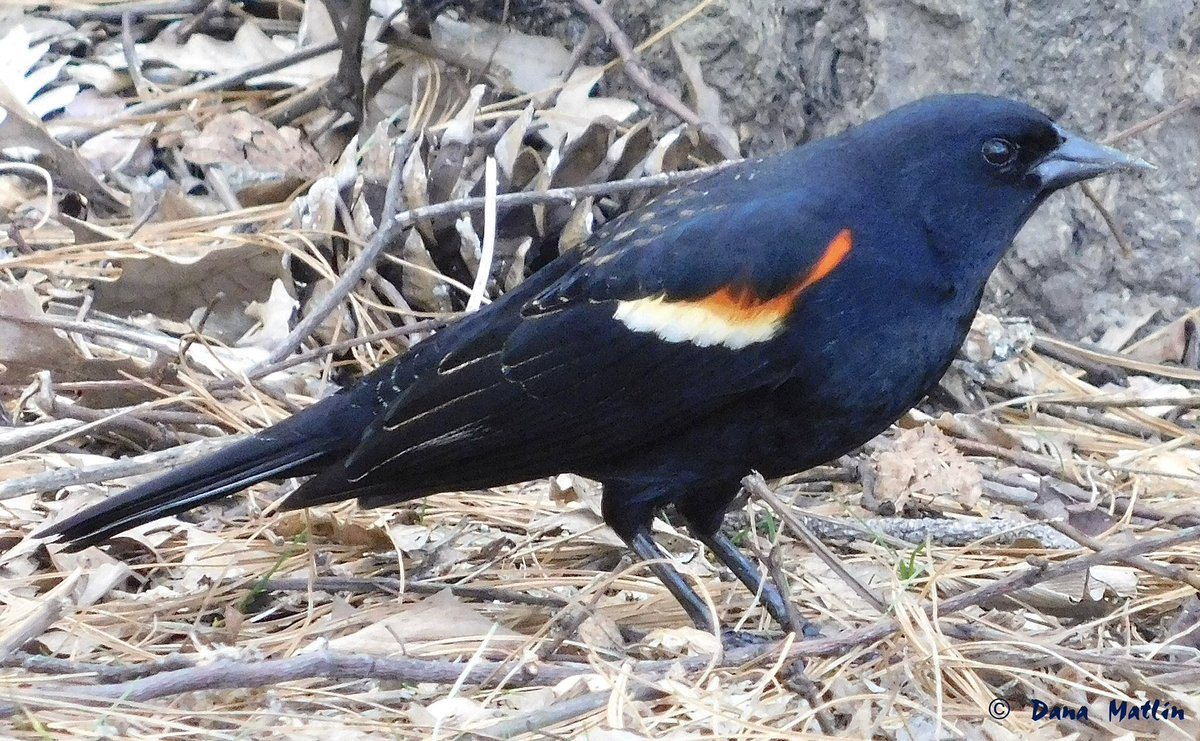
[{"x1": 37, "y1": 95, "x2": 1151, "y2": 634}]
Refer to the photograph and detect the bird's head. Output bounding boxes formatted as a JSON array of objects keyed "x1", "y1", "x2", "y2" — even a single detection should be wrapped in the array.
[{"x1": 848, "y1": 94, "x2": 1153, "y2": 273}]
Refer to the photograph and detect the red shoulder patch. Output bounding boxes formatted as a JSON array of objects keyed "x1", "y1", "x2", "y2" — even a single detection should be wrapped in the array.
[{"x1": 612, "y1": 229, "x2": 854, "y2": 349}]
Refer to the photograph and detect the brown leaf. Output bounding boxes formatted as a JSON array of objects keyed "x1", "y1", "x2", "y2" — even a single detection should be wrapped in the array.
[
  {"x1": 312, "y1": 589, "x2": 524, "y2": 655},
  {"x1": 874, "y1": 425, "x2": 984, "y2": 511},
  {"x1": 181, "y1": 111, "x2": 324, "y2": 179},
  {"x1": 0, "y1": 284, "x2": 143, "y2": 382}
]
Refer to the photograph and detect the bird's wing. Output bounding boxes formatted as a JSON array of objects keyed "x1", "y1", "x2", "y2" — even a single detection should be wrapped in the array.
[{"x1": 296, "y1": 183, "x2": 855, "y2": 504}]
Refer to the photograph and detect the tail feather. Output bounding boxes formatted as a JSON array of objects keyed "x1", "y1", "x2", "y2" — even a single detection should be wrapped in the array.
[{"x1": 38, "y1": 430, "x2": 338, "y2": 551}]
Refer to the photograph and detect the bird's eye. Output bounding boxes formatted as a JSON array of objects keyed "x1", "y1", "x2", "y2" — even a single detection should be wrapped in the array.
[{"x1": 982, "y1": 138, "x2": 1017, "y2": 167}]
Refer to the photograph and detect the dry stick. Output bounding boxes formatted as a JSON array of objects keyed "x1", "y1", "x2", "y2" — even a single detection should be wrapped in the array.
[
  {"x1": 0, "y1": 571, "x2": 82, "y2": 660},
  {"x1": 52, "y1": 0, "x2": 209, "y2": 22},
  {"x1": 571, "y1": 0, "x2": 739, "y2": 160},
  {"x1": 229, "y1": 318, "x2": 450, "y2": 384},
  {"x1": 1034, "y1": 334, "x2": 1200, "y2": 383},
  {"x1": 480, "y1": 685, "x2": 666, "y2": 740},
  {"x1": 117, "y1": 41, "x2": 336, "y2": 116},
  {"x1": 0, "y1": 313, "x2": 180, "y2": 355},
  {"x1": 1026, "y1": 394, "x2": 1200, "y2": 409},
  {"x1": 0, "y1": 436, "x2": 239, "y2": 501},
  {"x1": 943, "y1": 622, "x2": 1194, "y2": 676},
  {"x1": 743, "y1": 473, "x2": 888, "y2": 615},
  {"x1": 0, "y1": 651, "x2": 585, "y2": 716},
  {"x1": 1106, "y1": 94, "x2": 1200, "y2": 145},
  {"x1": 121, "y1": 13, "x2": 151, "y2": 99},
  {"x1": 257, "y1": 162, "x2": 736, "y2": 369},
  {"x1": 757, "y1": 544, "x2": 839, "y2": 736},
  {"x1": 0, "y1": 419, "x2": 87, "y2": 456},
  {"x1": 1026, "y1": 404, "x2": 1155, "y2": 440},
  {"x1": 64, "y1": 40, "x2": 341, "y2": 144},
  {"x1": 262, "y1": 577, "x2": 569, "y2": 609},
  {"x1": 985, "y1": 468, "x2": 1200, "y2": 530},
  {"x1": 1080, "y1": 183, "x2": 1135, "y2": 258},
  {"x1": 37, "y1": 393, "x2": 168, "y2": 449},
  {"x1": 0, "y1": 653, "x2": 199, "y2": 682},
  {"x1": 718, "y1": 520, "x2": 1200, "y2": 669},
  {"x1": 1026, "y1": 503, "x2": 1200, "y2": 591},
  {"x1": 802, "y1": 511, "x2": 1079, "y2": 550},
  {"x1": 7, "y1": 525, "x2": 1197, "y2": 716}
]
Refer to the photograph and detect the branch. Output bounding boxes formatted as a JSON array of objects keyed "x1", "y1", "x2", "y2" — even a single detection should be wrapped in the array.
[
  {"x1": 572, "y1": 0, "x2": 739, "y2": 159},
  {"x1": 257, "y1": 161, "x2": 736, "y2": 368},
  {"x1": 0, "y1": 651, "x2": 588, "y2": 717}
]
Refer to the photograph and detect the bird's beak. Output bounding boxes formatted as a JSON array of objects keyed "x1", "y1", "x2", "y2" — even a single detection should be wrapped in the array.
[{"x1": 1034, "y1": 125, "x2": 1155, "y2": 190}]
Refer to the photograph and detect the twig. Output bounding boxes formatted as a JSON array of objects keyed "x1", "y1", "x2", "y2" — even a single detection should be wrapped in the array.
[
  {"x1": 208, "y1": 317, "x2": 451, "y2": 393},
  {"x1": 743, "y1": 473, "x2": 887, "y2": 615},
  {"x1": 1028, "y1": 337, "x2": 1127, "y2": 385},
  {"x1": 8, "y1": 522, "x2": 1198, "y2": 717},
  {"x1": 1080, "y1": 182, "x2": 1134, "y2": 258},
  {"x1": 1105, "y1": 94, "x2": 1200, "y2": 145},
  {"x1": 1020, "y1": 393, "x2": 1200, "y2": 409},
  {"x1": 480, "y1": 685, "x2": 665, "y2": 739},
  {"x1": 262, "y1": 577, "x2": 569, "y2": 609},
  {"x1": 121, "y1": 12, "x2": 151, "y2": 98},
  {"x1": 1, "y1": 436, "x2": 241, "y2": 500},
  {"x1": 1033, "y1": 335, "x2": 1200, "y2": 383},
  {"x1": 49, "y1": 0, "x2": 208, "y2": 22},
  {"x1": 0, "y1": 653, "x2": 199, "y2": 682},
  {"x1": 1024, "y1": 403, "x2": 1156, "y2": 440},
  {"x1": 0, "y1": 312, "x2": 182, "y2": 356},
  {"x1": 1026, "y1": 503, "x2": 1200, "y2": 591},
  {"x1": 0, "y1": 650, "x2": 583, "y2": 716},
  {"x1": 709, "y1": 520, "x2": 1200, "y2": 670},
  {"x1": 0, "y1": 419, "x2": 88, "y2": 456},
  {"x1": 0, "y1": 570, "x2": 82, "y2": 660},
  {"x1": 984, "y1": 469, "x2": 1200, "y2": 530},
  {"x1": 35, "y1": 393, "x2": 171, "y2": 449},
  {"x1": 257, "y1": 161, "x2": 736, "y2": 368},
  {"x1": 944, "y1": 622, "x2": 1197, "y2": 676},
  {"x1": 64, "y1": 40, "x2": 342, "y2": 144},
  {"x1": 799, "y1": 511, "x2": 1079, "y2": 550},
  {"x1": 571, "y1": 0, "x2": 739, "y2": 159}
]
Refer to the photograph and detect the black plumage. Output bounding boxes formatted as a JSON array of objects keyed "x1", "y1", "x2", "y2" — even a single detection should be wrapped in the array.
[{"x1": 37, "y1": 95, "x2": 1151, "y2": 633}]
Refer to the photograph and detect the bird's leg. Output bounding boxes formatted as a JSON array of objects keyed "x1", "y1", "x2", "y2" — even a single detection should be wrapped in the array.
[
  {"x1": 695, "y1": 529, "x2": 816, "y2": 637},
  {"x1": 625, "y1": 529, "x2": 719, "y2": 634}
]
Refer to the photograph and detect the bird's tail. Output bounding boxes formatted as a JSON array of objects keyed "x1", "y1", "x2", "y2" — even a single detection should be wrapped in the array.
[{"x1": 35, "y1": 404, "x2": 354, "y2": 551}]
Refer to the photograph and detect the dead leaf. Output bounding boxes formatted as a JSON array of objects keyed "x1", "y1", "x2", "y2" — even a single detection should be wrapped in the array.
[
  {"x1": 181, "y1": 111, "x2": 324, "y2": 179},
  {"x1": 873, "y1": 425, "x2": 984, "y2": 511},
  {"x1": 238, "y1": 279, "x2": 298, "y2": 350},
  {"x1": 1124, "y1": 307, "x2": 1200, "y2": 366},
  {"x1": 672, "y1": 36, "x2": 738, "y2": 154},
  {"x1": 0, "y1": 284, "x2": 145, "y2": 382},
  {"x1": 123, "y1": 10, "x2": 337, "y2": 87},
  {"x1": 92, "y1": 240, "x2": 288, "y2": 343},
  {"x1": 309, "y1": 589, "x2": 524, "y2": 655},
  {"x1": 0, "y1": 26, "x2": 79, "y2": 120},
  {"x1": 426, "y1": 16, "x2": 570, "y2": 95},
  {"x1": 408, "y1": 695, "x2": 497, "y2": 729},
  {"x1": 535, "y1": 67, "x2": 638, "y2": 148},
  {"x1": 0, "y1": 83, "x2": 124, "y2": 211}
]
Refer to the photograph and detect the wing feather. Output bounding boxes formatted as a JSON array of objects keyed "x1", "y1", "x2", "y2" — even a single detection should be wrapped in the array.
[{"x1": 309, "y1": 162, "x2": 855, "y2": 504}]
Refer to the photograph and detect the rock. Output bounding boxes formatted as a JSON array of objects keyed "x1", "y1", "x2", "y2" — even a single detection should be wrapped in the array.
[{"x1": 586, "y1": 0, "x2": 1200, "y2": 343}]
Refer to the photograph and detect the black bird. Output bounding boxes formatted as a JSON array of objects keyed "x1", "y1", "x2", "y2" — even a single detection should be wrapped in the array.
[{"x1": 37, "y1": 95, "x2": 1151, "y2": 633}]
